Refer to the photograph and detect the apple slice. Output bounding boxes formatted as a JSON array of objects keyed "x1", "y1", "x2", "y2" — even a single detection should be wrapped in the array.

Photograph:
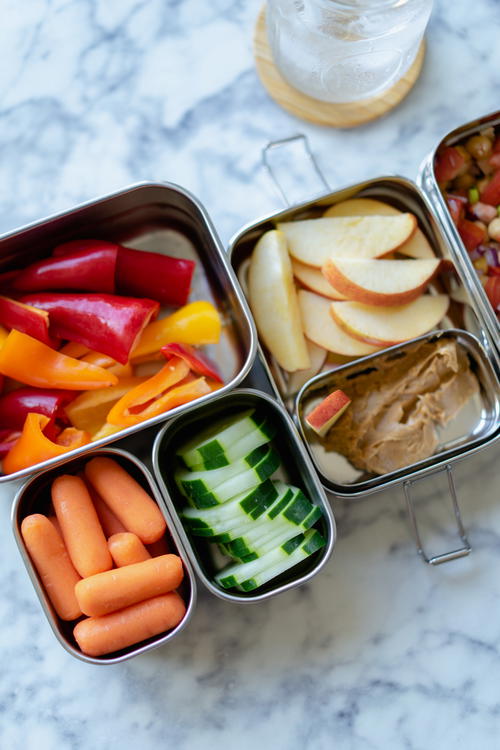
[
  {"x1": 287, "y1": 340, "x2": 327, "y2": 396},
  {"x1": 322, "y1": 258, "x2": 440, "y2": 306},
  {"x1": 248, "y1": 230, "x2": 310, "y2": 372},
  {"x1": 298, "y1": 290, "x2": 379, "y2": 357},
  {"x1": 330, "y1": 295, "x2": 450, "y2": 347},
  {"x1": 324, "y1": 198, "x2": 435, "y2": 260},
  {"x1": 278, "y1": 214, "x2": 416, "y2": 268},
  {"x1": 305, "y1": 389, "x2": 351, "y2": 437},
  {"x1": 292, "y1": 259, "x2": 347, "y2": 300}
]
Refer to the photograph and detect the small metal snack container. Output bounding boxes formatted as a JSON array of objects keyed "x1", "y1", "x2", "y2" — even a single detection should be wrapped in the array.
[
  {"x1": 12, "y1": 447, "x2": 197, "y2": 665},
  {"x1": 228, "y1": 133, "x2": 500, "y2": 565},
  {"x1": 0, "y1": 182, "x2": 257, "y2": 484},
  {"x1": 152, "y1": 388, "x2": 336, "y2": 602}
]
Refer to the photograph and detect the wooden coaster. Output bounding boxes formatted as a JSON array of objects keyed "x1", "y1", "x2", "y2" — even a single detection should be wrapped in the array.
[{"x1": 253, "y1": 6, "x2": 426, "y2": 128}]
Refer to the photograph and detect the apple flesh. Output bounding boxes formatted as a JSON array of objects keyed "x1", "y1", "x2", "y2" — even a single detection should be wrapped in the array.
[
  {"x1": 292, "y1": 259, "x2": 347, "y2": 300},
  {"x1": 330, "y1": 294, "x2": 450, "y2": 347},
  {"x1": 277, "y1": 214, "x2": 417, "y2": 268},
  {"x1": 286, "y1": 340, "x2": 327, "y2": 396},
  {"x1": 305, "y1": 389, "x2": 351, "y2": 437},
  {"x1": 298, "y1": 290, "x2": 379, "y2": 357},
  {"x1": 323, "y1": 198, "x2": 436, "y2": 260},
  {"x1": 248, "y1": 230, "x2": 310, "y2": 372},
  {"x1": 322, "y1": 258, "x2": 441, "y2": 306}
]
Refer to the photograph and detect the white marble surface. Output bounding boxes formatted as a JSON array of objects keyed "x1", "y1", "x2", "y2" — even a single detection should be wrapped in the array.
[{"x1": 0, "y1": 1, "x2": 499, "y2": 748}]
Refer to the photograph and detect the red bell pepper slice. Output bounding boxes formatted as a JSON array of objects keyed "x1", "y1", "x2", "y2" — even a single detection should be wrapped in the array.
[
  {"x1": 0, "y1": 428, "x2": 21, "y2": 458},
  {"x1": 12, "y1": 246, "x2": 118, "y2": 293},
  {"x1": 457, "y1": 219, "x2": 485, "y2": 252},
  {"x1": 0, "y1": 296, "x2": 55, "y2": 347},
  {"x1": 161, "y1": 342, "x2": 223, "y2": 383},
  {"x1": 116, "y1": 247, "x2": 195, "y2": 307},
  {"x1": 52, "y1": 239, "x2": 119, "y2": 257},
  {"x1": 20, "y1": 293, "x2": 160, "y2": 365},
  {"x1": 480, "y1": 170, "x2": 500, "y2": 206},
  {"x1": 434, "y1": 146, "x2": 467, "y2": 184},
  {"x1": 0, "y1": 387, "x2": 74, "y2": 430}
]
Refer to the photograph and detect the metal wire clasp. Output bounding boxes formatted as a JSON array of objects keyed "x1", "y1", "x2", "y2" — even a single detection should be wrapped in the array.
[
  {"x1": 403, "y1": 464, "x2": 471, "y2": 565},
  {"x1": 262, "y1": 134, "x2": 329, "y2": 206}
]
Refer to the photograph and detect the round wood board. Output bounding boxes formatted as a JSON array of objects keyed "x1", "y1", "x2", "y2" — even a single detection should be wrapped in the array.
[{"x1": 253, "y1": 6, "x2": 426, "y2": 128}]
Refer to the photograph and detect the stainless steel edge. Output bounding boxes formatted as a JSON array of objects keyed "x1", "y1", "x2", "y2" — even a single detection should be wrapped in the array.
[
  {"x1": 0, "y1": 180, "x2": 258, "y2": 484},
  {"x1": 11, "y1": 446, "x2": 197, "y2": 665},
  {"x1": 151, "y1": 387, "x2": 336, "y2": 603}
]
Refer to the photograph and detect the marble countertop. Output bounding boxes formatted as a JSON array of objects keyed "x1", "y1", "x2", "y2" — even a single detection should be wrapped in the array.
[{"x1": 0, "y1": 1, "x2": 499, "y2": 748}]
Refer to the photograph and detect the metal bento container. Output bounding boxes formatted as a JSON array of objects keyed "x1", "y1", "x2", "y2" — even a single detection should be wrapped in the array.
[
  {"x1": 228, "y1": 135, "x2": 500, "y2": 564},
  {"x1": 12, "y1": 446, "x2": 197, "y2": 665},
  {"x1": 419, "y1": 109, "x2": 500, "y2": 351},
  {"x1": 0, "y1": 181, "x2": 257, "y2": 483},
  {"x1": 152, "y1": 388, "x2": 336, "y2": 602}
]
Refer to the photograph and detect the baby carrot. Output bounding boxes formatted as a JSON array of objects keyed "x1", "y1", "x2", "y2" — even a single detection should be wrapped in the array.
[
  {"x1": 52, "y1": 474, "x2": 113, "y2": 578},
  {"x1": 108, "y1": 532, "x2": 151, "y2": 567},
  {"x1": 75, "y1": 554, "x2": 183, "y2": 617},
  {"x1": 85, "y1": 480, "x2": 127, "y2": 537},
  {"x1": 84, "y1": 457, "x2": 166, "y2": 544},
  {"x1": 21, "y1": 514, "x2": 82, "y2": 621},
  {"x1": 73, "y1": 592, "x2": 186, "y2": 656}
]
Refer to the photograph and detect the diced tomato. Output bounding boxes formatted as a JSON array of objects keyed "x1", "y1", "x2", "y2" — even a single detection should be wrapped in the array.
[
  {"x1": 458, "y1": 219, "x2": 486, "y2": 252},
  {"x1": 434, "y1": 146, "x2": 467, "y2": 183},
  {"x1": 484, "y1": 276, "x2": 500, "y2": 310},
  {"x1": 493, "y1": 136, "x2": 500, "y2": 154},
  {"x1": 446, "y1": 194, "x2": 467, "y2": 226},
  {"x1": 480, "y1": 170, "x2": 500, "y2": 206},
  {"x1": 489, "y1": 153, "x2": 500, "y2": 170}
]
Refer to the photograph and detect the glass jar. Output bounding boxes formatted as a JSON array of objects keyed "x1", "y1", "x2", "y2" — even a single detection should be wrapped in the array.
[{"x1": 266, "y1": 0, "x2": 433, "y2": 104}]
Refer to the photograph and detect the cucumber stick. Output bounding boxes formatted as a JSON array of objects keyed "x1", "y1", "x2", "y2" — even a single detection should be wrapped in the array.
[{"x1": 184, "y1": 418, "x2": 276, "y2": 471}]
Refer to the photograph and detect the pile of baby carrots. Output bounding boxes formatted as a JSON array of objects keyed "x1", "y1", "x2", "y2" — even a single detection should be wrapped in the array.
[{"x1": 21, "y1": 457, "x2": 186, "y2": 657}]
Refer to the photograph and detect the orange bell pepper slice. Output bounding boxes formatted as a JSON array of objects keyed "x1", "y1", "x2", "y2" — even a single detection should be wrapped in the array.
[
  {"x1": 131, "y1": 301, "x2": 221, "y2": 361},
  {"x1": 65, "y1": 376, "x2": 148, "y2": 434},
  {"x1": 2, "y1": 413, "x2": 90, "y2": 474},
  {"x1": 107, "y1": 357, "x2": 191, "y2": 427},
  {"x1": 0, "y1": 331, "x2": 118, "y2": 390}
]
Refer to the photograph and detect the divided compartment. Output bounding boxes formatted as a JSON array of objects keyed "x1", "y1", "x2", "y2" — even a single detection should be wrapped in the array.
[
  {"x1": 11, "y1": 447, "x2": 197, "y2": 664},
  {"x1": 229, "y1": 175, "x2": 499, "y2": 409},
  {"x1": 152, "y1": 388, "x2": 336, "y2": 602},
  {"x1": 0, "y1": 182, "x2": 256, "y2": 482},
  {"x1": 295, "y1": 329, "x2": 500, "y2": 496}
]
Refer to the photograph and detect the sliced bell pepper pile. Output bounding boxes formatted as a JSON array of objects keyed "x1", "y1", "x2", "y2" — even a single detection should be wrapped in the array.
[
  {"x1": 12, "y1": 246, "x2": 118, "y2": 293},
  {"x1": 0, "y1": 428, "x2": 21, "y2": 458},
  {"x1": 0, "y1": 386, "x2": 74, "y2": 430},
  {"x1": 20, "y1": 292, "x2": 159, "y2": 365},
  {"x1": 64, "y1": 377, "x2": 147, "y2": 435},
  {"x1": 131, "y1": 301, "x2": 221, "y2": 361},
  {"x1": 2, "y1": 413, "x2": 90, "y2": 474},
  {"x1": 0, "y1": 330, "x2": 118, "y2": 390},
  {"x1": 0, "y1": 296, "x2": 55, "y2": 347}
]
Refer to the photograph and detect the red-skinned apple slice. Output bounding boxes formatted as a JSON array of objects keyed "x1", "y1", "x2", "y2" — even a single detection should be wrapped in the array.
[
  {"x1": 278, "y1": 214, "x2": 416, "y2": 268},
  {"x1": 0, "y1": 296, "x2": 54, "y2": 346},
  {"x1": 292, "y1": 259, "x2": 347, "y2": 300},
  {"x1": 298, "y1": 290, "x2": 379, "y2": 357},
  {"x1": 322, "y1": 258, "x2": 441, "y2": 306},
  {"x1": 323, "y1": 198, "x2": 435, "y2": 260},
  {"x1": 305, "y1": 389, "x2": 351, "y2": 436},
  {"x1": 161, "y1": 342, "x2": 223, "y2": 383},
  {"x1": 330, "y1": 295, "x2": 450, "y2": 347},
  {"x1": 248, "y1": 230, "x2": 310, "y2": 372}
]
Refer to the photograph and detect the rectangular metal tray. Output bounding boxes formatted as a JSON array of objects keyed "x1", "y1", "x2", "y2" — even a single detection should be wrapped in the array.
[
  {"x1": 295, "y1": 329, "x2": 499, "y2": 496},
  {"x1": 12, "y1": 446, "x2": 197, "y2": 665},
  {"x1": 0, "y1": 182, "x2": 257, "y2": 483},
  {"x1": 151, "y1": 388, "x2": 336, "y2": 602}
]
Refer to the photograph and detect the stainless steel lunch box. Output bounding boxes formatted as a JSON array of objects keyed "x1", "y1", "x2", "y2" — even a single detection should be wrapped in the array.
[
  {"x1": 12, "y1": 446, "x2": 197, "y2": 665},
  {"x1": 0, "y1": 181, "x2": 257, "y2": 483},
  {"x1": 419, "y1": 109, "x2": 500, "y2": 351},
  {"x1": 152, "y1": 388, "x2": 336, "y2": 602},
  {"x1": 228, "y1": 134, "x2": 500, "y2": 564}
]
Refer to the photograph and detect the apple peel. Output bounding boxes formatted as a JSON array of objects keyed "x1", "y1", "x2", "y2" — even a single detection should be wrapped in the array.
[{"x1": 306, "y1": 389, "x2": 351, "y2": 437}]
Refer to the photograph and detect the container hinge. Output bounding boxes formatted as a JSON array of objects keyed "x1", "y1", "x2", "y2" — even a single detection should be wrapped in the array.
[
  {"x1": 403, "y1": 464, "x2": 471, "y2": 565},
  {"x1": 262, "y1": 134, "x2": 330, "y2": 206}
]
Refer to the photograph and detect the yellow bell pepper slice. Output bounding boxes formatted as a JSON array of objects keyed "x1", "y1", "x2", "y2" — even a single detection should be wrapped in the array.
[{"x1": 131, "y1": 301, "x2": 221, "y2": 361}]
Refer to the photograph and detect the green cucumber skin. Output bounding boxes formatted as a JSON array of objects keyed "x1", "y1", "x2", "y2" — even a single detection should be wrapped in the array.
[{"x1": 187, "y1": 418, "x2": 277, "y2": 471}]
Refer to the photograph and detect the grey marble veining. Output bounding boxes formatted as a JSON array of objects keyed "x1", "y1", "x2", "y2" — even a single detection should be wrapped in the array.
[{"x1": 0, "y1": 1, "x2": 499, "y2": 748}]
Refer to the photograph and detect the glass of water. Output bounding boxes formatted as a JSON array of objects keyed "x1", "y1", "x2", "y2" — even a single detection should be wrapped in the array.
[{"x1": 266, "y1": 0, "x2": 433, "y2": 104}]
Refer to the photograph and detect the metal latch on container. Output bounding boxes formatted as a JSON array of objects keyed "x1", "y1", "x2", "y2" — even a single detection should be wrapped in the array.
[{"x1": 262, "y1": 136, "x2": 472, "y2": 566}]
